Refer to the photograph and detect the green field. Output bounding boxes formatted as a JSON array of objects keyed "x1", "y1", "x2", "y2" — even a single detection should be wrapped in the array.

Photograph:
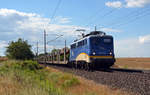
[{"x1": 0, "y1": 60, "x2": 80, "y2": 95}]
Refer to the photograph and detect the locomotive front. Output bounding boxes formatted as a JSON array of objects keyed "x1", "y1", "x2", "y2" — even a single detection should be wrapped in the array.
[{"x1": 89, "y1": 34, "x2": 115, "y2": 67}]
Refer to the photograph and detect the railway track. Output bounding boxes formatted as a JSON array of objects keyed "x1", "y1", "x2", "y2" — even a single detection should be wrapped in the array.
[{"x1": 40, "y1": 62, "x2": 150, "y2": 95}]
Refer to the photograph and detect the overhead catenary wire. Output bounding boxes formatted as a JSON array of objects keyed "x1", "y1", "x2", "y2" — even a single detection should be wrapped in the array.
[
  {"x1": 49, "y1": 0, "x2": 62, "y2": 24},
  {"x1": 43, "y1": 0, "x2": 62, "y2": 34},
  {"x1": 43, "y1": 0, "x2": 62, "y2": 55},
  {"x1": 47, "y1": 35, "x2": 63, "y2": 44},
  {"x1": 84, "y1": 6, "x2": 106, "y2": 26},
  {"x1": 110, "y1": 7, "x2": 150, "y2": 28},
  {"x1": 98, "y1": 9, "x2": 140, "y2": 28},
  {"x1": 70, "y1": 6, "x2": 105, "y2": 37},
  {"x1": 44, "y1": 0, "x2": 62, "y2": 32},
  {"x1": 112, "y1": 9, "x2": 150, "y2": 28},
  {"x1": 100, "y1": 6, "x2": 150, "y2": 29},
  {"x1": 69, "y1": 6, "x2": 107, "y2": 37},
  {"x1": 85, "y1": 8, "x2": 117, "y2": 27},
  {"x1": 70, "y1": 2, "x2": 117, "y2": 35}
]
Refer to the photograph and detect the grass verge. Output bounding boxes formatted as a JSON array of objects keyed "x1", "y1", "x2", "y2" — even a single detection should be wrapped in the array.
[{"x1": 0, "y1": 60, "x2": 79, "y2": 95}]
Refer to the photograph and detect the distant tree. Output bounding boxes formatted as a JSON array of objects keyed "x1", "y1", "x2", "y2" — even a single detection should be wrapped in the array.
[
  {"x1": 6, "y1": 38, "x2": 34, "y2": 60},
  {"x1": 38, "y1": 53, "x2": 45, "y2": 57},
  {"x1": 51, "y1": 49, "x2": 59, "y2": 54}
]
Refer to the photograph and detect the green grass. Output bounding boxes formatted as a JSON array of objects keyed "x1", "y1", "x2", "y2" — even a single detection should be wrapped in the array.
[
  {"x1": 0, "y1": 60, "x2": 80, "y2": 95},
  {"x1": 62, "y1": 77, "x2": 80, "y2": 88}
]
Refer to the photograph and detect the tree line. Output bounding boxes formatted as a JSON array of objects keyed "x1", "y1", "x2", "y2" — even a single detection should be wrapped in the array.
[{"x1": 5, "y1": 38, "x2": 70, "y2": 61}]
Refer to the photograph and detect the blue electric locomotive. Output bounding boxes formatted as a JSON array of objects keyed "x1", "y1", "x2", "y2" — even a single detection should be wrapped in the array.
[{"x1": 69, "y1": 31, "x2": 115, "y2": 69}]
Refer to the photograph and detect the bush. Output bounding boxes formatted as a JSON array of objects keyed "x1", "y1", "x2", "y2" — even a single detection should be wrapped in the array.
[
  {"x1": 22, "y1": 60, "x2": 42, "y2": 70},
  {"x1": 6, "y1": 38, "x2": 34, "y2": 60}
]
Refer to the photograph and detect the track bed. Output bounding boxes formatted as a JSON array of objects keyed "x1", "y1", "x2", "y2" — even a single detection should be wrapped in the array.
[{"x1": 44, "y1": 63, "x2": 150, "y2": 95}]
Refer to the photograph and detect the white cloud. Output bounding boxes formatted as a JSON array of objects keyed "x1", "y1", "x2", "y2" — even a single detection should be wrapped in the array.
[
  {"x1": 0, "y1": 41, "x2": 8, "y2": 56},
  {"x1": 53, "y1": 16, "x2": 71, "y2": 24},
  {"x1": 0, "y1": 41, "x2": 8, "y2": 48},
  {"x1": 115, "y1": 38, "x2": 150, "y2": 57},
  {"x1": 105, "y1": 1, "x2": 122, "y2": 8},
  {"x1": 139, "y1": 34, "x2": 150, "y2": 44},
  {"x1": 101, "y1": 28, "x2": 122, "y2": 32},
  {"x1": 105, "y1": 0, "x2": 150, "y2": 8},
  {"x1": 125, "y1": 0, "x2": 150, "y2": 8},
  {"x1": 0, "y1": 8, "x2": 38, "y2": 17},
  {"x1": 0, "y1": 8, "x2": 88, "y2": 55},
  {"x1": 0, "y1": 8, "x2": 82, "y2": 37},
  {"x1": 0, "y1": 8, "x2": 87, "y2": 39}
]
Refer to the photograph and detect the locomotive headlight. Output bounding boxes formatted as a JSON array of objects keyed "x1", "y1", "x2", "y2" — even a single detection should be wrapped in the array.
[
  {"x1": 110, "y1": 52, "x2": 112, "y2": 55},
  {"x1": 93, "y1": 52, "x2": 96, "y2": 55}
]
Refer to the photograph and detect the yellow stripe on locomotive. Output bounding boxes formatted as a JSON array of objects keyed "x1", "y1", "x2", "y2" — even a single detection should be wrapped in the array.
[{"x1": 75, "y1": 52, "x2": 113, "y2": 63}]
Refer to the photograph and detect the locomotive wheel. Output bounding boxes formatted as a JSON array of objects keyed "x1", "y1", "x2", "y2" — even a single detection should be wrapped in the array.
[
  {"x1": 75, "y1": 61, "x2": 78, "y2": 69},
  {"x1": 85, "y1": 63, "x2": 89, "y2": 71},
  {"x1": 89, "y1": 63, "x2": 94, "y2": 71},
  {"x1": 78, "y1": 62, "x2": 81, "y2": 69},
  {"x1": 81, "y1": 62, "x2": 84, "y2": 70},
  {"x1": 84, "y1": 63, "x2": 87, "y2": 70}
]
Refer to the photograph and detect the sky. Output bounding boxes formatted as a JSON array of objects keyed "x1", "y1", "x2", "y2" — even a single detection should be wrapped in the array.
[{"x1": 0, "y1": 0, "x2": 150, "y2": 57}]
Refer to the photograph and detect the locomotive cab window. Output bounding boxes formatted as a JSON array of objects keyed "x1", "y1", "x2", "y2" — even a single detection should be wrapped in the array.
[
  {"x1": 77, "y1": 40, "x2": 84, "y2": 47},
  {"x1": 103, "y1": 38, "x2": 112, "y2": 43},
  {"x1": 71, "y1": 44, "x2": 76, "y2": 49}
]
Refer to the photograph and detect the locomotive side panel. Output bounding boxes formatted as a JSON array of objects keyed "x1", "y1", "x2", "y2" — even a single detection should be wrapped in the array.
[
  {"x1": 69, "y1": 34, "x2": 115, "y2": 68},
  {"x1": 70, "y1": 38, "x2": 90, "y2": 62}
]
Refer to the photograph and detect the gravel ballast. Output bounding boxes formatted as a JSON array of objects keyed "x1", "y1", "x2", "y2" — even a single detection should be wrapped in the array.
[{"x1": 48, "y1": 65, "x2": 150, "y2": 95}]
